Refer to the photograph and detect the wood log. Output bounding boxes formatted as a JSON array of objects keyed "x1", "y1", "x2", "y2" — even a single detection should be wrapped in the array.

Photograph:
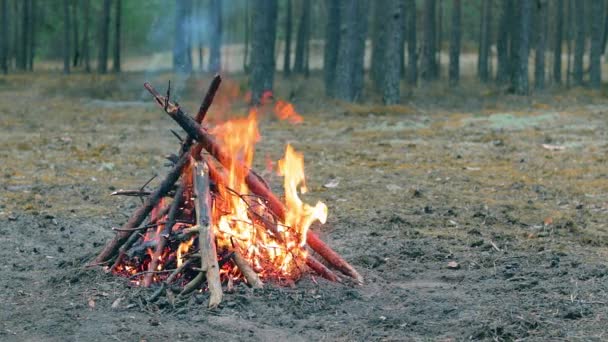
[
  {"x1": 193, "y1": 159, "x2": 222, "y2": 308},
  {"x1": 143, "y1": 82, "x2": 363, "y2": 284},
  {"x1": 90, "y1": 152, "x2": 190, "y2": 265},
  {"x1": 306, "y1": 255, "x2": 341, "y2": 283},
  {"x1": 232, "y1": 251, "x2": 264, "y2": 289}
]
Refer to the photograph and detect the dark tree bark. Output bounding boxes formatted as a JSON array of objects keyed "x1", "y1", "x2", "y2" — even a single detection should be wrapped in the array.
[
  {"x1": 28, "y1": 0, "x2": 35, "y2": 71},
  {"x1": 352, "y1": 0, "x2": 369, "y2": 94},
  {"x1": 535, "y1": 0, "x2": 547, "y2": 90},
  {"x1": 208, "y1": 0, "x2": 222, "y2": 73},
  {"x1": 449, "y1": 0, "x2": 461, "y2": 86},
  {"x1": 173, "y1": 0, "x2": 192, "y2": 73},
  {"x1": 250, "y1": 0, "x2": 278, "y2": 104},
  {"x1": 82, "y1": 0, "x2": 90, "y2": 72},
  {"x1": 323, "y1": 0, "x2": 340, "y2": 96},
  {"x1": 421, "y1": 0, "x2": 437, "y2": 80},
  {"x1": 602, "y1": 1, "x2": 608, "y2": 55},
  {"x1": 371, "y1": 0, "x2": 387, "y2": 90},
  {"x1": 590, "y1": 0, "x2": 603, "y2": 88},
  {"x1": 334, "y1": 0, "x2": 368, "y2": 101},
  {"x1": 243, "y1": 0, "x2": 251, "y2": 73},
  {"x1": 63, "y1": 0, "x2": 71, "y2": 74},
  {"x1": 98, "y1": 0, "x2": 111, "y2": 74},
  {"x1": 566, "y1": 0, "x2": 573, "y2": 87},
  {"x1": 112, "y1": 0, "x2": 121, "y2": 72},
  {"x1": 283, "y1": 0, "x2": 292, "y2": 76},
  {"x1": 371, "y1": 0, "x2": 386, "y2": 82},
  {"x1": 0, "y1": 0, "x2": 7, "y2": 74},
  {"x1": 514, "y1": 0, "x2": 532, "y2": 95},
  {"x1": 19, "y1": 0, "x2": 30, "y2": 71},
  {"x1": 497, "y1": 0, "x2": 513, "y2": 83},
  {"x1": 406, "y1": 0, "x2": 417, "y2": 85},
  {"x1": 71, "y1": 0, "x2": 79, "y2": 67},
  {"x1": 573, "y1": 0, "x2": 585, "y2": 85},
  {"x1": 553, "y1": 0, "x2": 563, "y2": 84},
  {"x1": 294, "y1": 0, "x2": 311, "y2": 74},
  {"x1": 11, "y1": 0, "x2": 17, "y2": 69},
  {"x1": 437, "y1": 0, "x2": 442, "y2": 72},
  {"x1": 382, "y1": 0, "x2": 403, "y2": 104},
  {"x1": 509, "y1": 0, "x2": 522, "y2": 89},
  {"x1": 478, "y1": 0, "x2": 492, "y2": 82}
]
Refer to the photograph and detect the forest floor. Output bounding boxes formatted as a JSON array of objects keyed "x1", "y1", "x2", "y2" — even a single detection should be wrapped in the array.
[{"x1": 1, "y1": 72, "x2": 608, "y2": 341}]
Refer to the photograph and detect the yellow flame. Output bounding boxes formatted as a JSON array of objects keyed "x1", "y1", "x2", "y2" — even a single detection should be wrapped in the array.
[{"x1": 278, "y1": 144, "x2": 328, "y2": 247}]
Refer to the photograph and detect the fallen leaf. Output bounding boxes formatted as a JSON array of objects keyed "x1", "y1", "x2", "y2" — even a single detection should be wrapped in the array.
[
  {"x1": 88, "y1": 298, "x2": 95, "y2": 309},
  {"x1": 323, "y1": 178, "x2": 340, "y2": 188},
  {"x1": 111, "y1": 297, "x2": 123, "y2": 309},
  {"x1": 464, "y1": 166, "x2": 481, "y2": 171},
  {"x1": 542, "y1": 144, "x2": 565, "y2": 151},
  {"x1": 544, "y1": 217, "x2": 553, "y2": 226},
  {"x1": 447, "y1": 261, "x2": 460, "y2": 269},
  {"x1": 386, "y1": 184, "x2": 402, "y2": 192}
]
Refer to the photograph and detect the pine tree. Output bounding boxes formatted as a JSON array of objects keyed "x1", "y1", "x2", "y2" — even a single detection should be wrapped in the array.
[
  {"x1": 535, "y1": 0, "x2": 547, "y2": 90},
  {"x1": 589, "y1": 0, "x2": 603, "y2": 88},
  {"x1": 98, "y1": 0, "x2": 111, "y2": 74},
  {"x1": 250, "y1": 0, "x2": 278, "y2": 104},
  {"x1": 382, "y1": 0, "x2": 403, "y2": 104},
  {"x1": 323, "y1": 0, "x2": 340, "y2": 96},
  {"x1": 449, "y1": 0, "x2": 461, "y2": 85}
]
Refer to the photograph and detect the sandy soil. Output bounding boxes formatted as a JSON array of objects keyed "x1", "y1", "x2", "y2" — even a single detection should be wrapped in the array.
[{"x1": 1, "y1": 72, "x2": 608, "y2": 341}]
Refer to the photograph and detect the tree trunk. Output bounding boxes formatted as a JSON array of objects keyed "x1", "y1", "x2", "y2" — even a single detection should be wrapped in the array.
[
  {"x1": 72, "y1": 0, "x2": 79, "y2": 67},
  {"x1": 173, "y1": 0, "x2": 192, "y2": 73},
  {"x1": 590, "y1": 0, "x2": 603, "y2": 88},
  {"x1": 553, "y1": 0, "x2": 563, "y2": 84},
  {"x1": 382, "y1": 0, "x2": 403, "y2": 104},
  {"x1": 573, "y1": 0, "x2": 585, "y2": 85},
  {"x1": 449, "y1": 0, "x2": 461, "y2": 85},
  {"x1": 406, "y1": 0, "x2": 417, "y2": 85},
  {"x1": 514, "y1": 0, "x2": 531, "y2": 95},
  {"x1": 82, "y1": 0, "x2": 90, "y2": 72},
  {"x1": 63, "y1": 0, "x2": 71, "y2": 74},
  {"x1": 28, "y1": 0, "x2": 35, "y2": 71},
  {"x1": 371, "y1": 0, "x2": 387, "y2": 90},
  {"x1": 333, "y1": 0, "x2": 368, "y2": 101},
  {"x1": 112, "y1": 0, "x2": 121, "y2": 72},
  {"x1": 243, "y1": 0, "x2": 251, "y2": 73},
  {"x1": 19, "y1": 0, "x2": 29, "y2": 71},
  {"x1": 566, "y1": 0, "x2": 573, "y2": 87},
  {"x1": 535, "y1": 0, "x2": 547, "y2": 90},
  {"x1": 283, "y1": 0, "x2": 292, "y2": 76},
  {"x1": 352, "y1": 0, "x2": 369, "y2": 99},
  {"x1": 421, "y1": 0, "x2": 437, "y2": 80},
  {"x1": 294, "y1": 0, "x2": 311, "y2": 74},
  {"x1": 98, "y1": 0, "x2": 111, "y2": 74},
  {"x1": 478, "y1": 0, "x2": 492, "y2": 82},
  {"x1": 250, "y1": 0, "x2": 278, "y2": 104},
  {"x1": 602, "y1": 0, "x2": 608, "y2": 55},
  {"x1": 437, "y1": 0, "x2": 442, "y2": 75},
  {"x1": 496, "y1": 0, "x2": 512, "y2": 83},
  {"x1": 0, "y1": 0, "x2": 7, "y2": 74},
  {"x1": 208, "y1": 0, "x2": 222, "y2": 73},
  {"x1": 323, "y1": 0, "x2": 340, "y2": 96}
]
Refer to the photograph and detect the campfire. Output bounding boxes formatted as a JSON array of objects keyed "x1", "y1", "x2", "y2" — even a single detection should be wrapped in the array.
[{"x1": 90, "y1": 75, "x2": 362, "y2": 308}]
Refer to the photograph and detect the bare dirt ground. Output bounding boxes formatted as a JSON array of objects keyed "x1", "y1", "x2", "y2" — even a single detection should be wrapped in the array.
[{"x1": 1, "y1": 72, "x2": 608, "y2": 341}]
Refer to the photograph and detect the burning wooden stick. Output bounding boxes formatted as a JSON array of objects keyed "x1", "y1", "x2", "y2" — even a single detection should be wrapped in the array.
[
  {"x1": 143, "y1": 181, "x2": 187, "y2": 287},
  {"x1": 143, "y1": 82, "x2": 363, "y2": 284},
  {"x1": 193, "y1": 160, "x2": 222, "y2": 308},
  {"x1": 90, "y1": 152, "x2": 190, "y2": 266},
  {"x1": 232, "y1": 251, "x2": 264, "y2": 289}
]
